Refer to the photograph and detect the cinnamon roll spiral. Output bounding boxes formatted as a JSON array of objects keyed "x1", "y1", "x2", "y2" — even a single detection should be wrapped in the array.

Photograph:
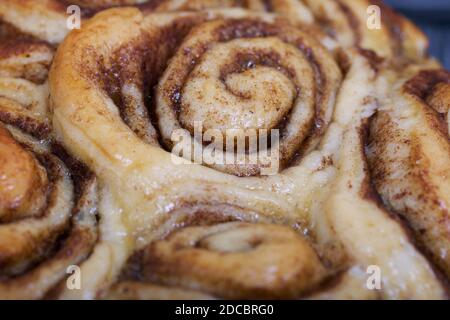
[
  {"x1": 118, "y1": 222, "x2": 327, "y2": 299},
  {"x1": 49, "y1": 7, "x2": 448, "y2": 299},
  {"x1": 0, "y1": 10, "x2": 98, "y2": 299},
  {"x1": 156, "y1": 17, "x2": 341, "y2": 176},
  {"x1": 0, "y1": 122, "x2": 98, "y2": 299}
]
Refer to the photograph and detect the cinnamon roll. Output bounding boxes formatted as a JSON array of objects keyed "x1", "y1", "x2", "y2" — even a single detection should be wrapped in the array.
[
  {"x1": 367, "y1": 66, "x2": 450, "y2": 280},
  {"x1": 115, "y1": 222, "x2": 327, "y2": 299},
  {"x1": 155, "y1": 16, "x2": 341, "y2": 176},
  {"x1": 245, "y1": 0, "x2": 429, "y2": 61},
  {"x1": 0, "y1": 0, "x2": 241, "y2": 44},
  {"x1": 0, "y1": 0, "x2": 241, "y2": 148},
  {"x1": 49, "y1": 7, "x2": 447, "y2": 299},
  {"x1": 0, "y1": 41, "x2": 53, "y2": 137},
  {"x1": 0, "y1": 114, "x2": 98, "y2": 300},
  {"x1": 0, "y1": 8, "x2": 99, "y2": 299}
]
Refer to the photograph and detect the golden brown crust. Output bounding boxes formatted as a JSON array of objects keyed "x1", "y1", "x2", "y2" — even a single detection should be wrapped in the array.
[
  {"x1": 129, "y1": 222, "x2": 327, "y2": 299},
  {"x1": 0, "y1": 126, "x2": 98, "y2": 296},
  {"x1": 0, "y1": 126, "x2": 48, "y2": 222},
  {"x1": 426, "y1": 82, "x2": 450, "y2": 115}
]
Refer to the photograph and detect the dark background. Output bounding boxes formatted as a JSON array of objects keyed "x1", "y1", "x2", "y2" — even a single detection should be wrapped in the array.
[{"x1": 386, "y1": 0, "x2": 450, "y2": 68}]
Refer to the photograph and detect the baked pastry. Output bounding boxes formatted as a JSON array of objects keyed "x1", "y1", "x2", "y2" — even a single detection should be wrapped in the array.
[
  {"x1": 0, "y1": 3, "x2": 99, "y2": 299},
  {"x1": 367, "y1": 65, "x2": 450, "y2": 280},
  {"x1": 0, "y1": 0, "x2": 244, "y2": 300},
  {"x1": 0, "y1": 62, "x2": 97, "y2": 299},
  {"x1": 0, "y1": 1, "x2": 449, "y2": 300},
  {"x1": 244, "y1": 0, "x2": 428, "y2": 61},
  {"x1": 0, "y1": 0, "x2": 241, "y2": 44},
  {"x1": 48, "y1": 8, "x2": 448, "y2": 299}
]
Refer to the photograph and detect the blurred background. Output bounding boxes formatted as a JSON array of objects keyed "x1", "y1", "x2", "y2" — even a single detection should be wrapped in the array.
[{"x1": 386, "y1": 0, "x2": 450, "y2": 68}]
